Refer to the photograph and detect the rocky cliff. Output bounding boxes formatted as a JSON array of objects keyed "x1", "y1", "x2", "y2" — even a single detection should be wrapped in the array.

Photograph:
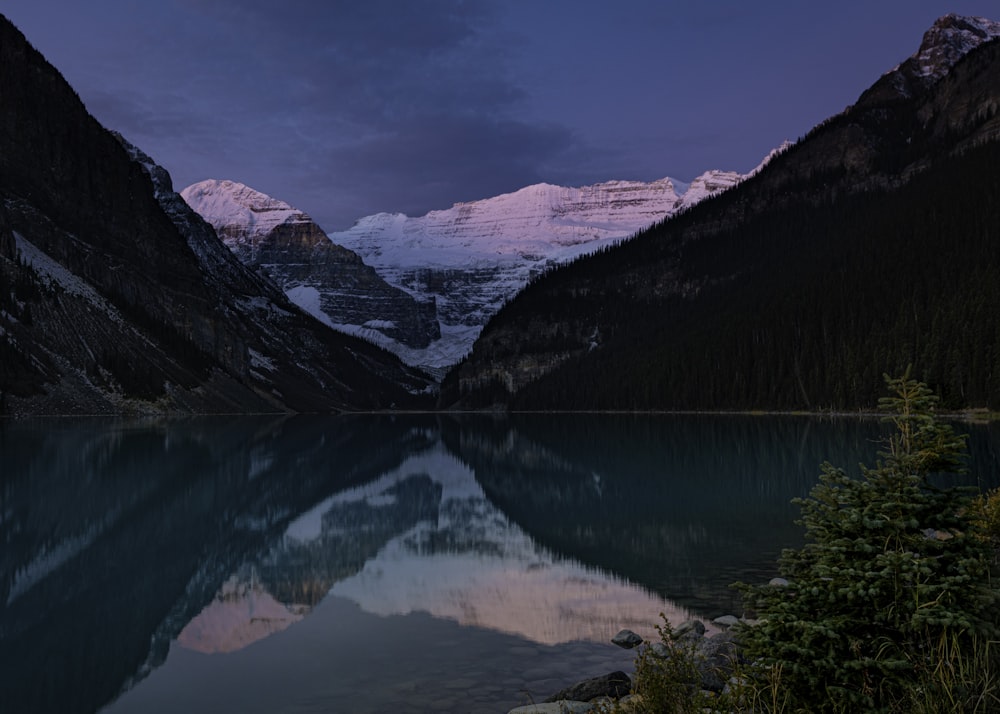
[
  {"x1": 181, "y1": 179, "x2": 440, "y2": 349},
  {"x1": 0, "y1": 15, "x2": 432, "y2": 414},
  {"x1": 858, "y1": 14, "x2": 1000, "y2": 106}
]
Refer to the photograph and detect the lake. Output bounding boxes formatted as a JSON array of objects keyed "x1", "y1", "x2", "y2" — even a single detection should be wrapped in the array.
[{"x1": 2, "y1": 413, "x2": 998, "y2": 713}]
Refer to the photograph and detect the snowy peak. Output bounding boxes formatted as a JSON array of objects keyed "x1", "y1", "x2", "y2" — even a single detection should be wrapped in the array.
[
  {"x1": 181, "y1": 179, "x2": 441, "y2": 350},
  {"x1": 418, "y1": 176, "x2": 685, "y2": 250},
  {"x1": 183, "y1": 161, "x2": 764, "y2": 374},
  {"x1": 675, "y1": 169, "x2": 743, "y2": 211},
  {"x1": 181, "y1": 179, "x2": 313, "y2": 248},
  {"x1": 334, "y1": 174, "x2": 710, "y2": 272},
  {"x1": 327, "y1": 167, "x2": 757, "y2": 371},
  {"x1": 871, "y1": 14, "x2": 1000, "y2": 103},
  {"x1": 913, "y1": 14, "x2": 1000, "y2": 82}
]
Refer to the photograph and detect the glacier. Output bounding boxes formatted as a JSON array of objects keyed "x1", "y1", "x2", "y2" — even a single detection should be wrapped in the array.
[{"x1": 328, "y1": 167, "x2": 769, "y2": 373}]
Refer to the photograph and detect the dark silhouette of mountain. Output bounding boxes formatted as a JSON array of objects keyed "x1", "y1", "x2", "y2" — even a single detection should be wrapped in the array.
[
  {"x1": 0, "y1": 15, "x2": 433, "y2": 414},
  {"x1": 442, "y1": 18, "x2": 1000, "y2": 411}
]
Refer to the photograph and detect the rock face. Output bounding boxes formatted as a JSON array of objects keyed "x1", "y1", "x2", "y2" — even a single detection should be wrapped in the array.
[
  {"x1": 0, "y1": 15, "x2": 432, "y2": 414},
  {"x1": 329, "y1": 171, "x2": 754, "y2": 372},
  {"x1": 860, "y1": 13, "x2": 1000, "y2": 105},
  {"x1": 181, "y1": 179, "x2": 440, "y2": 350}
]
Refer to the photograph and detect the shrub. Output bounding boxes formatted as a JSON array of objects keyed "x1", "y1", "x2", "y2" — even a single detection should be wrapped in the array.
[
  {"x1": 737, "y1": 372, "x2": 1000, "y2": 713},
  {"x1": 969, "y1": 486, "x2": 1000, "y2": 569},
  {"x1": 599, "y1": 616, "x2": 713, "y2": 714}
]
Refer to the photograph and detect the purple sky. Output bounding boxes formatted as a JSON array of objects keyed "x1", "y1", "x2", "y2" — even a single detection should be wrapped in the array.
[{"x1": 4, "y1": 1, "x2": 998, "y2": 230}]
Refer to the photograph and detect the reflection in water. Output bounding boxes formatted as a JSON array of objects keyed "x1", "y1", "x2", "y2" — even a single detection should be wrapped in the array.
[
  {"x1": 452, "y1": 414, "x2": 892, "y2": 614},
  {"x1": 300, "y1": 444, "x2": 688, "y2": 646},
  {"x1": 176, "y1": 441, "x2": 686, "y2": 658},
  {"x1": 1, "y1": 414, "x2": 998, "y2": 714},
  {"x1": 176, "y1": 571, "x2": 308, "y2": 654},
  {"x1": 458, "y1": 414, "x2": 1000, "y2": 616},
  {"x1": 0, "y1": 415, "x2": 438, "y2": 714}
]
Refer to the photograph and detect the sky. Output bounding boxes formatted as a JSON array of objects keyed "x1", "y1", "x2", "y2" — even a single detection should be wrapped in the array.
[{"x1": 3, "y1": 1, "x2": 999, "y2": 230}]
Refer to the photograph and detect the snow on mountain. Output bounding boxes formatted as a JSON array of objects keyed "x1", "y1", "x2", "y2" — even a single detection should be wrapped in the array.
[
  {"x1": 908, "y1": 14, "x2": 1000, "y2": 82},
  {"x1": 181, "y1": 179, "x2": 441, "y2": 350},
  {"x1": 871, "y1": 14, "x2": 1000, "y2": 102},
  {"x1": 180, "y1": 168, "x2": 755, "y2": 375},
  {"x1": 180, "y1": 179, "x2": 312, "y2": 257},
  {"x1": 673, "y1": 170, "x2": 743, "y2": 211},
  {"x1": 334, "y1": 177, "x2": 682, "y2": 271},
  {"x1": 330, "y1": 170, "x2": 757, "y2": 372}
]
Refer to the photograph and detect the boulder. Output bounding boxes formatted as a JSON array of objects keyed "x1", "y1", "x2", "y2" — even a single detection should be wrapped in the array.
[
  {"x1": 650, "y1": 641, "x2": 671, "y2": 658},
  {"x1": 611, "y1": 629, "x2": 643, "y2": 649},
  {"x1": 674, "y1": 619, "x2": 706, "y2": 640},
  {"x1": 544, "y1": 671, "x2": 632, "y2": 703},
  {"x1": 508, "y1": 702, "x2": 594, "y2": 714},
  {"x1": 694, "y1": 630, "x2": 741, "y2": 692},
  {"x1": 712, "y1": 615, "x2": 740, "y2": 629}
]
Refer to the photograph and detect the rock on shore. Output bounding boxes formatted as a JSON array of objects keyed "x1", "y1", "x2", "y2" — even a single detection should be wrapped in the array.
[{"x1": 505, "y1": 616, "x2": 749, "y2": 713}]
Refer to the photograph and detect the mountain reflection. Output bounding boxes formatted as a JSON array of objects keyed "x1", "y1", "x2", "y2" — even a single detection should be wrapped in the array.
[
  {"x1": 454, "y1": 414, "x2": 1000, "y2": 616},
  {"x1": 3, "y1": 414, "x2": 998, "y2": 714},
  {"x1": 449, "y1": 414, "x2": 884, "y2": 614},
  {"x1": 0, "y1": 414, "x2": 437, "y2": 714},
  {"x1": 281, "y1": 443, "x2": 685, "y2": 646}
]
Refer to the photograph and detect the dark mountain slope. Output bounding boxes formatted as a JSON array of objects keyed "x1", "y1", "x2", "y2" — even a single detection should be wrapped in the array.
[
  {"x1": 443, "y1": 30, "x2": 1000, "y2": 411},
  {"x1": 0, "y1": 16, "x2": 432, "y2": 414}
]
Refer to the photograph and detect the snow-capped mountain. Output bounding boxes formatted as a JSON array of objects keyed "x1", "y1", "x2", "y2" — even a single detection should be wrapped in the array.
[
  {"x1": 443, "y1": 14, "x2": 1000, "y2": 411},
  {"x1": 0, "y1": 12, "x2": 432, "y2": 416},
  {"x1": 180, "y1": 179, "x2": 439, "y2": 350},
  {"x1": 860, "y1": 14, "x2": 1000, "y2": 107},
  {"x1": 327, "y1": 167, "x2": 759, "y2": 373},
  {"x1": 903, "y1": 13, "x2": 1000, "y2": 84},
  {"x1": 182, "y1": 167, "x2": 757, "y2": 375}
]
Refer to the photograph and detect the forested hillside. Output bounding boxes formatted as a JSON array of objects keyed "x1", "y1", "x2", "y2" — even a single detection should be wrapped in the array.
[{"x1": 442, "y1": 37, "x2": 1000, "y2": 412}]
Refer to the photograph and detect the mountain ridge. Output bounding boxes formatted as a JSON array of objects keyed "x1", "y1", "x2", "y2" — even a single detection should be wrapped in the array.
[
  {"x1": 441, "y1": 15, "x2": 1000, "y2": 411},
  {"x1": 182, "y1": 164, "x2": 760, "y2": 375},
  {"x1": 0, "y1": 14, "x2": 433, "y2": 415},
  {"x1": 181, "y1": 178, "x2": 441, "y2": 350},
  {"x1": 329, "y1": 165, "x2": 752, "y2": 372}
]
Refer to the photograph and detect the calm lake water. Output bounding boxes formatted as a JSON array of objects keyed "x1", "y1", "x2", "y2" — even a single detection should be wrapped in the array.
[{"x1": 2, "y1": 413, "x2": 999, "y2": 714}]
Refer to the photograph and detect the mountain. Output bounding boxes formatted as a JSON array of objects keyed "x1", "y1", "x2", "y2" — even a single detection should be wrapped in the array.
[
  {"x1": 326, "y1": 168, "x2": 755, "y2": 373},
  {"x1": 0, "y1": 15, "x2": 433, "y2": 415},
  {"x1": 183, "y1": 168, "x2": 753, "y2": 376},
  {"x1": 442, "y1": 15, "x2": 1000, "y2": 411},
  {"x1": 859, "y1": 13, "x2": 1000, "y2": 105},
  {"x1": 180, "y1": 179, "x2": 440, "y2": 350}
]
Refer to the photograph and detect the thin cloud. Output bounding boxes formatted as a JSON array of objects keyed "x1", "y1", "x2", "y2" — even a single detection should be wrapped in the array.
[{"x1": 4, "y1": 0, "x2": 998, "y2": 229}]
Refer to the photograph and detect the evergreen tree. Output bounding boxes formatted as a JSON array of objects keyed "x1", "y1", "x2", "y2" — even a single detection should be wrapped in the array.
[{"x1": 739, "y1": 371, "x2": 999, "y2": 712}]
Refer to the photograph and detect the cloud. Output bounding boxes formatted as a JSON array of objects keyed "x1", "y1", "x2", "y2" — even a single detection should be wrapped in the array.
[
  {"x1": 17, "y1": 0, "x2": 970, "y2": 231},
  {"x1": 59, "y1": 0, "x2": 572, "y2": 227},
  {"x1": 318, "y1": 113, "x2": 580, "y2": 220}
]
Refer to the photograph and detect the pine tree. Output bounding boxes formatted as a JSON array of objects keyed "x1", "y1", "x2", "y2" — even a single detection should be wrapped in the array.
[{"x1": 738, "y1": 371, "x2": 999, "y2": 712}]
